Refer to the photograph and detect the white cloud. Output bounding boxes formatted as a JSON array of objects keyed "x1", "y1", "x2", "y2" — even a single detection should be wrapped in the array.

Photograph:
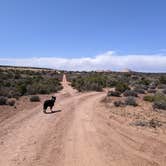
[{"x1": 0, "y1": 51, "x2": 166, "y2": 72}]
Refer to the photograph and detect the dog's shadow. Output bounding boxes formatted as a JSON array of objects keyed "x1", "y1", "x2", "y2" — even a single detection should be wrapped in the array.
[{"x1": 43, "y1": 110, "x2": 62, "y2": 114}]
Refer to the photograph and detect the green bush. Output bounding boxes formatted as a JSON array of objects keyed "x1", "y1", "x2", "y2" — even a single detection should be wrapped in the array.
[
  {"x1": 139, "y1": 78, "x2": 151, "y2": 85},
  {"x1": 132, "y1": 120, "x2": 148, "y2": 127},
  {"x1": 147, "y1": 89, "x2": 156, "y2": 93},
  {"x1": 0, "y1": 68, "x2": 63, "y2": 99},
  {"x1": 71, "y1": 74, "x2": 106, "y2": 92},
  {"x1": 123, "y1": 90, "x2": 138, "y2": 97},
  {"x1": 0, "y1": 96, "x2": 7, "y2": 105},
  {"x1": 107, "y1": 80, "x2": 118, "y2": 87},
  {"x1": 30, "y1": 95, "x2": 40, "y2": 102},
  {"x1": 153, "y1": 101, "x2": 166, "y2": 110},
  {"x1": 134, "y1": 84, "x2": 148, "y2": 91},
  {"x1": 149, "y1": 85, "x2": 156, "y2": 89},
  {"x1": 158, "y1": 84, "x2": 166, "y2": 89},
  {"x1": 115, "y1": 82, "x2": 130, "y2": 93},
  {"x1": 125, "y1": 96, "x2": 137, "y2": 106},
  {"x1": 17, "y1": 84, "x2": 27, "y2": 96},
  {"x1": 159, "y1": 76, "x2": 166, "y2": 84},
  {"x1": 162, "y1": 89, "x2": 166, "y2": 94},
  {"x1": 144, "y1": 93, "x2": 166, "y2": 102},
  {"x1": 143, "y1": 95, "x2": 154, "y2": 102},
  {"x1": 107, "y1": 91, "x2": 121, "y2": 97},
  {"x1": 144, "y1": 93, "x2": 166, "y2": 110},
  {"x1": 131, "y1": 119, "x2": 161, "y2": 128},
  {"x1": 149, "y1": 119, "x2": 162, "y2": 128},
  {"x1": 114, "y1": 100, "x2": 124, "y2": 107},
  {"x1": 153, "y1": 93, "x2": 166, "y2": 102},
  {"x1": 134, "y1": 88, "x2": 145, "y2": 94},
  {"x1": 7, "y1": 98, "x2": 16, "y2": 106}
]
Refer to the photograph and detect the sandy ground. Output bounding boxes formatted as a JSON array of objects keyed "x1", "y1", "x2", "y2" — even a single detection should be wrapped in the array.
[
  {"x1": 0, "y1": 75, "x2": 166, "y2": 166},
  {"x1": 0, "y1": 94, "x2": 53, "y2": 124}
]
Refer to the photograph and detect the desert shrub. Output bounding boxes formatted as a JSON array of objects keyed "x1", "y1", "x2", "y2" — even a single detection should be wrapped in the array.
[
  {"x1": 115, "y1": 82, "x2": 130, "y2": 93},
  {"x1": 26, "y1": 84, "x2": 37, "y2": 95},
  {"x1": 139, "y1": 78, "x2": 151, "y2": 86},
  {"x1": 147, "y1": 89, "x2": 156, "y2": 93},
  {"x1": 153, "y1": 101, "x2": 166, "y2": 110},
  {"x1": 7, "y1": 98, "x2": 16, "y2": 106},
  {"x1": 149, "y1": 85, "x2": 157, "y2": 89},
  {"x1": 114, "y1": 100, "x2": 124, "y2": 107},
  {"x1": 131, "y1": 119, "x2": 161, "y2": 128},
  {"x1": 134, "y1": 84, "x2": 148, "y2": 91},
  {"x1": 7, "y1": 90, "x2": 18, "y2": 98},
  {"x1": 107, "y1": 80, "x2": 118, "y2": 87},
  {"x1": 0, "y1": 87, "x2": 11, "y2": 97},
  {"x1": 141, "y1": 85, "x2": 148, "y2": 90},
  {"x1": 148, "y1": 81, "x2": 158, "y2": 89},
  {"x1": 153, "y1": 93, "x2": 166, "y2": 102},
  {"x1": 158, "y1": 84, "x2": 166, "y2": 89},
  {"x1": 123, "y1": 90, "x2": 138, "y2": 97},
  {"x1": 131, "y1": 75, "x2": 139, "y2": 80},
  {"x1": 89, "y1": 82, "x2": 103, "y2": 91},
  {"x1": 159, "y1": 76, "x2": 166, "y2": 84},
  {"x1": 16, "y1": 84, "x2": 27, "y2": 96},
  {"x1": 144, "y1": 93, "x2": 166, "y2": 102},
  {"x1": 107, "y1": 91, "x2": 121, "y2": 97},
  {"x1": 30, "y1": 95, "x2": 40, "y2": 102},
  {"x1": 144, "y1": 93, "x2": 166, "y2": 110},
  {"x1": 143, "y1": 95, "x2": 154, "y2": 102},
  {"x1": 26, "y1": 82, "x2": 56, "y2": 95},
  {"x1": 149, "y1": 119, "x2": 162, "y2": 128},
  {"x1": 125, "y1": 96, "x2": 137, "y2": 106},
  {"x1": 0, "y1": 96, "x2": 7, "y2": 105},
  {"x1": 71, "y1": 74, "x2": 107, "y2": 92},
  {"x1": 0, "y1": 68, "x2": 63, "y2": 98},
  {"x1": 4, "y1": 81, "x2": 11, "y2": 87},
  {"x1": 134, "y1": 88, "x2": 145, "y2": 94},
  {"x1": 131, "y1": 120, "x2": 149, "y2": 127},
  {"x1": 162, "y1": 89, "x2": 166, "y2": 94},
  {"x1": 39, "y1": 88, "x2": 50, "y2": 94},
  {"x1": 38, "y1": 84, "x2": 51, "y2": 94},
  {"x1": 14, "y1": 73, "x2": 21, "y2": 79}
]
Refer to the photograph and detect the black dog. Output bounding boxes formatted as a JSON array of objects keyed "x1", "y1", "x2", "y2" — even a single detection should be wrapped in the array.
[{"x1": 43, "y1": 96, "x2": 56, "y2": 113}]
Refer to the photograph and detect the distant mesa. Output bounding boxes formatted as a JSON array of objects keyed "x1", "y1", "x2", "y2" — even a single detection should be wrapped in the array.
[
  {"x1": 95, "y1": 70, "x2": 112, "y2": 72},
  {"x1": 121, "y1": 68, "x2": 133, "y2": 73},
  {"x1": 95, "y1": 69, "x2": 133, "y2": 73}
]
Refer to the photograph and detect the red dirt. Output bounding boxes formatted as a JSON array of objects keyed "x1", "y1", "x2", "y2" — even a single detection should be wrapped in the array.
[{"x1": 0, "y1": 74, "x2": 166, "y2": 166}]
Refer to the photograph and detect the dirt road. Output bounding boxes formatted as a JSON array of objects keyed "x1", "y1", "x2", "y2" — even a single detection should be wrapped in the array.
[{"x1": 0, "y1": 75, "x2": 166, "y2": 166}]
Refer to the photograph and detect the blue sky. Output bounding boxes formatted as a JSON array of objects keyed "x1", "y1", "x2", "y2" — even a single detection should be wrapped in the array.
[{"x1": 0, "y1": 0, "x2": 166, "y2": 71}]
